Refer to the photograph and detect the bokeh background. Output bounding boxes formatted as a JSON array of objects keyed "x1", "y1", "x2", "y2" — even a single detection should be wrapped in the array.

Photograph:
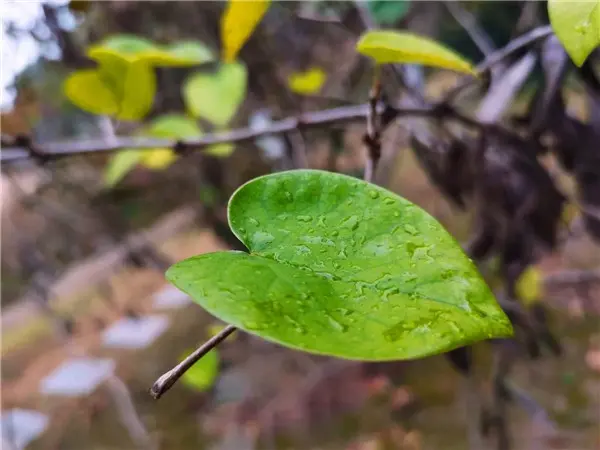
[{"x1": 1, "y1": 1, "x2": 599, "y2": 449}]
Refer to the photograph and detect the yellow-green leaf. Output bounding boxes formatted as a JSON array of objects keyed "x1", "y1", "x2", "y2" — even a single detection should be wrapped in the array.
[
  {"x1": 207, "y1": 323, "x2": 238, "y2": 341},
  {"x1": 205, "y1": 142, "x2": 235, "y2": 157},
  {"x1": 104, "y1": 149, "x2": 143, "y2": 186},
  {"x1": 64, "y1": 70, "x2": 119, "y2": 116},
  {"x1": 183, "y1": 62, "x2": 247, "y2": 126},
  {"x1": 181, "y1": 349, "x2": 220, "y2": 392},
  {"x1": 118, "y1": 60, "x2": 156, "y2": 121},
  {"x1": 141, "y1": 148, "x2": 178, "y2": 169},
  {"x1": 287, "y1": 67, "x2": 327, "y2": 94},
  {"x1": 69, "y1": 49, "x2": 156, "y2": 121},
  {"x1": 515, "y1": 266, "x2": 543, "y2": 306},
  {"x1": 138, "y1": 114, "x2": 202, "y2": 169},
  {"x1": 356, "y1": 30, "x2": 477, "y2": 75},
  {"x1": 548, "y1": 0, "x2": 600, "y2": 67},
  {"x1": 221, "y1": 0, "x2": 271, "y2": 62}
]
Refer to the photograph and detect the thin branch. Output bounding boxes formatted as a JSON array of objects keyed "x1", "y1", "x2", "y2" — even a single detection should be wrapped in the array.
[
  {"x1": 544, "y1": 269, "x2": 600, "y2": 287},
  {"x1": 446, "y1": 1, "x2": 497, "y2": 58},
  {"x1": 1, "y1": 104, "x2": 372, "y2": 163},
  {"x1": 444, "y1": 25, "x2": 553, "y2": 102},
  {"x1": 150, "y1": 324, "x2": 237, "y2": 400},
  {"x1": 364, "y1": 67, "x2": 382, "y2": 182}
]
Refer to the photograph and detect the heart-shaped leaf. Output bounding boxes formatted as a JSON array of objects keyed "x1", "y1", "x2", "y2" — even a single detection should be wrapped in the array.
[
  {"x1": 548, "y1": 0, "x2": 600, "y2": 67},
  {"x1": 181, "y1": 349, "x2": 220, "y2": 392},
  {"x1": 183, "y1": 62, "x2": 247, "y2": 126},
  {"x1": 221, "y1": 0, "x2": 271, "y2": 62},
  {"x1": 357, "y1": 30, "x2": 477, "y2": 75},
  {"x1": 287, "y1": 67, "x2": 327, "y2": 94},
  {"x1": 167, "y1": 170, "x2": 512, "y2": 361}
]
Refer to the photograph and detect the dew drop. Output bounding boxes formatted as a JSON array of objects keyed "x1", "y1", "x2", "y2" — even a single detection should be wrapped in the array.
[
  {"x1": 405, "y1": 242, "x2": 417, "y2": 257},
  {"x1": 575, "y1": 21, "x2": 590, "y2": 35},
  {"x1": 369, "y1": 190, "x2": 380, "y2": 199},
  {"x1": 342, "y1": 215, "x2": 360, "y2": 231},
  {"x1": 248, "y1": 217, "x2": 259, "y2": 226},
  {"x1": 393, "y1": 211, "x2": 400, "y2": 217},
  {"x1": 331, "y1": 230, "x2": 339, "y2": 237},
  {"x1": 384, "y1": 198, "x2": 395, "y2": 205},
  {"x1": 441, "y1": 269, "x2": 455, "y2": 280},
  {"x1": 336, "y1": 308, "x2": 354, "y2": 317},
  {"x1": 298, "y1": 215, "x2": 312, "y2": 222},
  {"x1": 382, "y1": 287, "x2": 401, "y2": 302},
  {"x1": 325, "y1": 313, "x2": 348, "y2": 332},
  {"x1": 284, "y1": 191, "x2": 293, "y2": 202},
  {"x1": 317, "y1": 216, "x2": 327, "y2": 227},
  {"x1": 295, "y1": 325, "x2": 308, "y2": 335},
  {"x1": 403, "y1": 224, "x2": 418, "y2": 235},
  {"x1": 244, "y1": 321, "x2": 266, "y2": 331}
]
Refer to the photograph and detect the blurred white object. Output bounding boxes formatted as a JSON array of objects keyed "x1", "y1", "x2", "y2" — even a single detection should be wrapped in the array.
[
  {"x1": 153, "y1": 285, "x2": 191, "y2": 309},
  {"x1": 40, "y1": 358, "x2": 115, "y2": 397},
  {"x1": 249, "y1": 109, "x2": 286, "y2": 160},
  {"x1": 102, "y1": 315, "x2": 169, "y2": 349},
  {"x1": 0, "y1": 409, "x2": 48, "y2": 450}
]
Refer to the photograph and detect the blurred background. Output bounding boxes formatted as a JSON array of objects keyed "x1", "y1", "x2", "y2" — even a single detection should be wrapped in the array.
[{"x1": 1, "y1": 1, "x2": 599, "y2": 449}]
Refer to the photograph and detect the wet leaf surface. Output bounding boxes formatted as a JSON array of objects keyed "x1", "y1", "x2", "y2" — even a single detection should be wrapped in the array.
[{"x1": 167, "y1": 171, "x2": 511, "y2": 360}]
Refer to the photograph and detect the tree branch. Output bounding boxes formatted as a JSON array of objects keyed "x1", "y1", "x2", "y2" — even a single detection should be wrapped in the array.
[{"x1": 150, "y1": 324, "x2": 237, "y2": 399}]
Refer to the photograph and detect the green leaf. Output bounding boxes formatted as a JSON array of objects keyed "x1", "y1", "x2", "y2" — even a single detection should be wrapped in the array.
[
  {"x1": 356, "y1": 30, "x2": 477, "y2": 75},
  {"x1": 96, "y1": 34, "x2": 157, "y2": 57},
  {"x1": 548, "y1": 0, "x2": 600, "y2": 66},
  {"x1": 146, "y1": 113, "x2": 202, "y2": 138},
  {"x1": 367, "y1": 0, "x2": 410, "y2": 26},
  {"x1": 165, "y1": 41, "x2": 215, "y2": 65},
  {"x1": 183, "y1": 62, "x2": 247, "y2": 126},
  {"x1": 181, "y1": 349, "x2": 220, "y2": 392},
  {"x1": 89, "y1": 35, "x2": 215, "y2": 67},
  {"x1": 64, "y1": 70, "x2": 119, "y2": 116},
  {"x1": 104, "y1": 149, "x2": 143, "y2": 186},
  {"x1": 167, "y1": 170, "x2": 512, "y2": 361},
  {"x1": 221, "y1": 0, "x2": 271, "y2": 62}
]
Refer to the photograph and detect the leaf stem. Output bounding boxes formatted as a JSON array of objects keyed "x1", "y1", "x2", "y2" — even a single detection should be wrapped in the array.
[{"x1": 150, "y1": 324, "x2": 237, "y2": 399}]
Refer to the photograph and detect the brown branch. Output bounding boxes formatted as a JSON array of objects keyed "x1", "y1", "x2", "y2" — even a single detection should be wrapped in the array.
[
  {"x1": 150, "y1": 324, "x2": 237, "y2": 399},
  {"x1": 363, "y1": 68, "x2": 382, "y2": 183},
  {"x1": 2, "y1": 104, "x2": 373, "y2": 163},
  {"x1": 444, "y1": 25, "x2": 553, "y2": 102},
  {"x1": 445, "y1": 1, "x2": 497, "y2": 58}
]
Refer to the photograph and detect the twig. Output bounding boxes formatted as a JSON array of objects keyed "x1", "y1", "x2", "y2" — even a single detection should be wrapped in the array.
[
  {"x1": 544, "y1": 269, "x2": 600, "y2": 287},
  {"x1": 283, "y1": 130, "x2": 309, "y2": 169},
  {"x1": 150, "y1": 324, "x2": 237, "y2": 399},
  {"x1": 1, "y1": 104, "x2": 373, "y2": 163},
  {"x1": 446, "y1": 1, "x2": 496, "y2": 58},
  {"x1": 444, "y1": 25, "x2": 553, "y2": 102},
  {"x1": 363, "y1": 67, "x2": 382, "y2": 183}
]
